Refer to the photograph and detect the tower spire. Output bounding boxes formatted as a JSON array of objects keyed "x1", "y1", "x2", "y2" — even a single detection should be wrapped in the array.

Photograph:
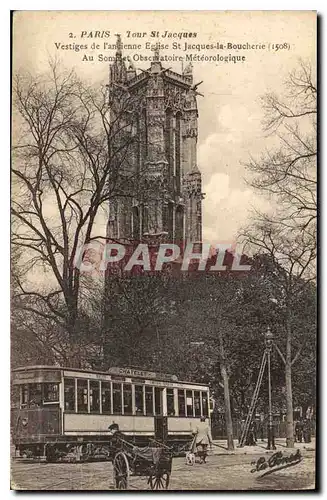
[
  {"x1": 115, "y1": 33, "x2": 123, "y2": 58},
  {"x1": 153, "y1": 46, "x2": 160, "y2": 62},
  {"x1": 110, "y1": 34, "x2": 127, "y2": 83}
]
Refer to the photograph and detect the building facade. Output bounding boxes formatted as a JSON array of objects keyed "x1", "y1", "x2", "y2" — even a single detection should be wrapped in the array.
[{"x1": 107, "y1": 36, "x2": 203, "y2": 244}]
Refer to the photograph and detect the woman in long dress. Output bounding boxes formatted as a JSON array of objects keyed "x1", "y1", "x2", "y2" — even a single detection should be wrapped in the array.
[{"x1": 195, "y1": 417, "x2": 213, "y2": 463}]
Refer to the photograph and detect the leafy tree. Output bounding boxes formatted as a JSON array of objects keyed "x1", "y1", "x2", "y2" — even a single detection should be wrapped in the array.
[
  {"x1": 238, "y1": 240, "x2": 316, "y2": 448},
  {"x1": 241, "y1": 60, "x2": 317, "y2": 448}
]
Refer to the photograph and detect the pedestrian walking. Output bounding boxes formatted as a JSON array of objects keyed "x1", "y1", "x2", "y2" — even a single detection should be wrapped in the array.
[
  {"x1": 252, "y1": 420, "x2": 258, "y2": 443},
  {"x1": 295, "y1": 419, "x2": 304, "y2": 443},
  {"x1": 246, "y1": 420, "x2": 257, "y2": 446},
  {"x1": 258, "y1": 419, "x2": 264, "y2": 441},
  {"x1": 195, "y1": 417, "x2": 213, "y2": 463},
  {"x1": 303, "y1": 419, "x2": 312, "y2": 443}
]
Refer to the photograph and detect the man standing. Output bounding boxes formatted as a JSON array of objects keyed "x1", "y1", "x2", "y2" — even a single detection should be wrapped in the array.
[
  {"x1": 258, "y1": 416, "x2": 265, "y2": 442},
  {"x1": 303, "y1": 419, "x2": 312, "y2": 443},
  {"x1": 295, "y1": 419, "x2": 304, "y2": 443},
  {"x1": 246, "y1": 421, "x2": 257, "y2": 446}
]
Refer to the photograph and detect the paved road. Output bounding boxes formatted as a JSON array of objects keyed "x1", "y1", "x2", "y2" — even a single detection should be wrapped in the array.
[{"x1": 11, "y1": 447, "x2": 315, "y2": 491}]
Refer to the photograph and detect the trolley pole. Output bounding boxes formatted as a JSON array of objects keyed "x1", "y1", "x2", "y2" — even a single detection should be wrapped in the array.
[{"x1": 265, "y1": 327, "x2": 276, "y2": 450}]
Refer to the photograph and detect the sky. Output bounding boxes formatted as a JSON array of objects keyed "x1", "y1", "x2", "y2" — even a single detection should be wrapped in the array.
[{"x1": 12, "y1": 10, "x2": 316, "y2": 244}]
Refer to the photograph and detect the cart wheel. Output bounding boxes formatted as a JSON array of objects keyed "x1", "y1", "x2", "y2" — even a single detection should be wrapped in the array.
[
  {"x1": 185, "y1": 452, "x2": 195, "y2": 466},
  {"x1": 113, "y1": 451, "x2": 130, "y2": 490},
  {"x1": 148, "y1": 472, "x2": 170, "y2": 490}
]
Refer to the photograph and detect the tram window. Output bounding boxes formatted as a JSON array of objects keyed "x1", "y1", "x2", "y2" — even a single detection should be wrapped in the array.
[
  {"x1": 64, "y1": 378, "x2": 75, "y2": 411},
  {"x1": 178, "y1": 390, "x2": 186, "y2": 417},
  {"x1": 154, "y1": 387, "x2": 163, "y2": 415},
  {"x1": 43, "y1": 383, "x2": 59, "y2": 403},
  {"x1": 90, "y1": 381, "x2": 100, "y2": 413},
  {"x1": 29, "y1": 383, "x2": 42, "y2": 407},
  {"x1": 11, "y1": 385, "x2": 20, "y2": 409},
  {"x1": 194, "y1": 391, "x2": 201, "y2": 417},
  {"x1": 102, "y1": 382, "x2": 111, "y2": 414},
  {"x1": 186, "y1": 390, "x2": 194, "y2": 417},
  {"x1": 113, "y1": 383, "x2": 122, "y2": 414},
  {"x1": 135, "y1": 385, "x2": 144, "y2": 414},
  {"x1": 202, "y1": 392, "x2": 209, "y2": 417},
  {"x1": 167, "y1": 389, "x2": 175, "y2": 416},
  {"x1": 145, "y1": 386, "x2": 154, "y2": 415},
  {"x1": 77, "y1": 379, "x2": 88, "y2": 412},
  {"x1": 123, "y1": 384, "x2": 132, "y2": 415},
  {"x1": 21, "y1": 384, "x2": 29, "y2": 407}
]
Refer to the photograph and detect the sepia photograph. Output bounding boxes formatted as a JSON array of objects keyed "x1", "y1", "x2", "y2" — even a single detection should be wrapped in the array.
[{"x1": 10, "y1": 10, "x2": 317, "y2": 491}]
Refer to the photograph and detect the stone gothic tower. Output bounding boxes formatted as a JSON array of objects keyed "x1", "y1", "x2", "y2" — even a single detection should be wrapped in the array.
[{"x1": 107, "y1": 36, "x2": 203, "y2": 244}]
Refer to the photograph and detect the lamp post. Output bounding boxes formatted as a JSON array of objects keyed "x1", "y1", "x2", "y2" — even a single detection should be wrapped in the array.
[{"x1": 265, "y1": 326, "x2": 276, "y2": 450}]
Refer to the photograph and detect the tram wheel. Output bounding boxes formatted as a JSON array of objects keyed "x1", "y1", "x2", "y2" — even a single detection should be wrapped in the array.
[
  {"x1": 148, "y1": 472, "x2": 170, "y2": 490},
  {"x1": 112, "y1": 452, "x2": 130, "y2": 490}
]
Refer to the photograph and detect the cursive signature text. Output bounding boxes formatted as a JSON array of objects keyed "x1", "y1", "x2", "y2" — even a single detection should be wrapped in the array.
[{"x1": 251, "y1": 449, "x2": 302, "y2": 477}]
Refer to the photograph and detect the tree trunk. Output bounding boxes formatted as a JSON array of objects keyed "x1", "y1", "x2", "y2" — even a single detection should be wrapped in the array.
[
  {"x1": 285, "y1": 321, "x2": 294, "y2": 448},
  {"x1": 217, "y1": 328, "x2": 234, "y2": 450},
  {"x1": 285, "y1": 361, "x2": 294, "y2": 447},
  {"x1": 220, "y1": 362, "x2": 235, "y2": 450}
]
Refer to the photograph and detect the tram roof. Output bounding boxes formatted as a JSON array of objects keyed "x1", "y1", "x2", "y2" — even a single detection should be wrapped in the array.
[{"x1": 11, "y1": 365, "x2": 209, "y2": 388}]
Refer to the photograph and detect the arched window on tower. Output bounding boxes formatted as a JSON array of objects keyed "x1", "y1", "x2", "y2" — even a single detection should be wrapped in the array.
[
  {"x1": 165, "y1": 108, "x2": 173, "y2": 189},
  {"x1": 162, "y1": 202, "x2": 168, "y2": 233},
  {"x1": 167, "y1": 202, "x2": 174, "y2": 241},
  {"x1": 132, "y1": 206, "x2": 140, "y2": 241},
  {"x1": 196, "y1": 200, "x2": 202, "y2": 241},
  {"x1": 175, "y1": 205, "x2": 184, "y2": 244},
  {"x1": 142, "y1": 204, "x2": 149, "y2": 235},
  {"x1": 136, "y1": 113, "x2": 141, "y2": 175},
  {"x1": 141, "y1": 108, "x2": 148, "y2": 168},
  {"x1": 175, "y1": 112, "x2": 182, "y2": 194}
]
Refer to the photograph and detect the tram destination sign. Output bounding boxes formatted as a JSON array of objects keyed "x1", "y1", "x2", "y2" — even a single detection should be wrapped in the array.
[
  {"x1": 108, "y1": 367, "x2": 178, "y2": 382},
  {"x1": 12, "y1": 369, "x2": 61, "y2": 384}
]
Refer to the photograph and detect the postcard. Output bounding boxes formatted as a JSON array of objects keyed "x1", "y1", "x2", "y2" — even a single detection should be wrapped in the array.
[{"x1": 11, "y1": 10, "x2": 317, "y2": 491}]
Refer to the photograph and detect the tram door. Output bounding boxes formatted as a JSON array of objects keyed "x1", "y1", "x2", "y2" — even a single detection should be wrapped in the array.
[{"x1": 154, "y1": 388, "x2": 168, "y2": 442}]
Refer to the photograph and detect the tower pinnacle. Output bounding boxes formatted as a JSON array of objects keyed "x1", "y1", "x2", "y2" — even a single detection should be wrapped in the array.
[
  {"x1": 110, "y1": 34, "x2": 127, "y2": 83},
  {"x1": 115, "y1": 33, "x2": 123, "y2": 57},
  {"x1": 153, "y1": 46, "x2": 160, "y2": 62}
]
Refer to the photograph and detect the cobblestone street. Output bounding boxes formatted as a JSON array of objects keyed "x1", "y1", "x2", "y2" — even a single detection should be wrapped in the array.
[{"x1": 11, "y1": 439, "x2": 316, "y2": 491}]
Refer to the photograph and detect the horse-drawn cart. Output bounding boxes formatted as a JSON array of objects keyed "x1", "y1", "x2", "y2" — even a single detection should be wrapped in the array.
[{"x1": 112, "y1": 437, "x2": 173, "y2": 490}]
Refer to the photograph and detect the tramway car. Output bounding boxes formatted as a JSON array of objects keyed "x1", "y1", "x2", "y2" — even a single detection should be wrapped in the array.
[{"x1": 11, "y1": 365, "x2": 211, "y2": 462}]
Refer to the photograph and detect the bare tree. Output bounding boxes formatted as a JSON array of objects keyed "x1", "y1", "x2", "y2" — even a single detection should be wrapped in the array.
[
  {"x1": 245, "y1": 60, "x2": 317, "y2": 248},
  {"x1": 11, "y1": 61, "x2": 145, "y2": 366}
]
